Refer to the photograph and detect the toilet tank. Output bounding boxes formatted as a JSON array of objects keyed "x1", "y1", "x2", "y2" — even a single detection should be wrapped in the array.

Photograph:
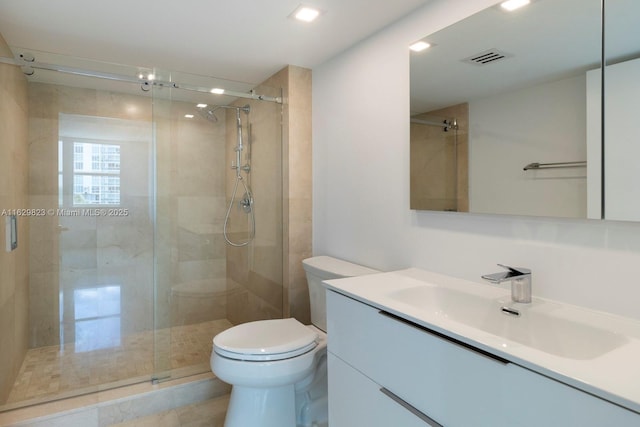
[{"x1": 302, "y1": 256, "x2": 378, "y2": 331}]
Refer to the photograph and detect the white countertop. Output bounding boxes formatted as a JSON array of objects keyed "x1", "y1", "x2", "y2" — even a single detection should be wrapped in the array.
[{"x1": 324, "y1": 268, "x2": 640, "y2": 414}]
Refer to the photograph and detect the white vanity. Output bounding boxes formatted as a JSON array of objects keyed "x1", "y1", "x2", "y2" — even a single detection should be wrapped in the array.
[{"x1": 324, "y1": 269, "x2": 640, "y2": 426}]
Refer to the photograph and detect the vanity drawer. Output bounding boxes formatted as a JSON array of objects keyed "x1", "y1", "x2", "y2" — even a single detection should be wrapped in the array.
[
  {"x1": 326, "y1": 290, "x2": 640, "y2": 426},
  {"x1": 328, "y1": 353, "x2": 435, "y2": 427},
  {"x1": 327, "y1": 290, "x2": 508, "y2": 426}
]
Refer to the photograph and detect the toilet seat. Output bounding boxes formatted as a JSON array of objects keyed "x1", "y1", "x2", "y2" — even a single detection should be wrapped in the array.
[{"x1": 213, "y1": 318, "x2": 318, "y2": 361}]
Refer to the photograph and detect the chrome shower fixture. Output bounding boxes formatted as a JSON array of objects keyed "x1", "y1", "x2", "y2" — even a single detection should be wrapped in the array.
[
  {"x1": 195, "y1": 104, "x2": 250, "y2": 124},
  {"x1": 410, "y1": 117, "x2": 458, "y2": 132},
  {"x1": 222, "y1": 104, "x2": 255, "y2": 247},
  {"x1": 443, "y1": 119, "x2": 458, "y2": 132},
  {"x1": 18, "y1": 52, "x2": 35, "y2": 62},
  {"x1": 197, "y1": 105, "x2": 221, "y2": 123},
  {"x1": 15, "y1": 52, "x2": 36, "y2": 76}
]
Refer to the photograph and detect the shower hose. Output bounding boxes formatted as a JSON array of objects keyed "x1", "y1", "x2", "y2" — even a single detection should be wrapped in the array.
[{"x1": 223, "y1": 173, "x2": 255, "y2": 247}]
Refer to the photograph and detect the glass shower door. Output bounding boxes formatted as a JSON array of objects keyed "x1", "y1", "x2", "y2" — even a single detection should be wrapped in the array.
[
  {"x1": 8, "y1": 51, "x2": 284, "y2": 410},
  {"x1": 151, "y1": 69, "x2": 285, "y2": 382},
  {"x1": 57, "y1": 112, "x2": 155, "y2": 386},
  {"x1": 21, "y1": 66, "x2": 156, "y2": 405}
]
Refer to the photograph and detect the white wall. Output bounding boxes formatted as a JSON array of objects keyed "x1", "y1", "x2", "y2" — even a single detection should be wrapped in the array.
[
  {"x1": 469, "y1": 74, "x2": 587, "y2": 218},
  {"x1": 603, "y1": 58, "x2": 640, "y2": 222},
  {"x1": 312, "y1": 0, "x2": 640, "y2": 320},
  {"x1": 588, "y1": 57, "x2": 640, "y2": 222}
]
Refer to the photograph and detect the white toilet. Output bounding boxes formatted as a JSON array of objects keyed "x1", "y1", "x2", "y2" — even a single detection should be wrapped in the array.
[{"x1": 210, "y1": 255, "x2": 378, "y2": 427}]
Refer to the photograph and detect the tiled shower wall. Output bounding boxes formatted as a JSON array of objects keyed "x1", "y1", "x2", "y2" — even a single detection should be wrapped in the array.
[
  {"x1": 280, "y1": 65, "x2": 313, "y2": 323},
  {"x1": 226, "y1": 65, "x2": 313, "y2": 325},
  {"x1": 224, "y1": 90, "x2": 284, "y2": 323},
  {"x1": 154, "y1": 95, "x2": 229, "y2": 332},
  {"x1": 0, "y1": 36, "x2": 30, "y2": 403}
]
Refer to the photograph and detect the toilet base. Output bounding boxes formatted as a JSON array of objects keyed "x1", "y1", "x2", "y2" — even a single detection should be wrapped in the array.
[{"x1": 225, "y1": 384, "x2": 296, "y2": 427}]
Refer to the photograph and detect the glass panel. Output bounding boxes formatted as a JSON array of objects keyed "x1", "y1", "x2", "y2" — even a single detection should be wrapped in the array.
[
  {"x1": 55, "y1": 96, "x2": 154, "y2": 394},
  {"x1": 152, "y1": 68, "x2": 284, "y2": 382},
  {"x1": 1, "y1": 48, "x2": 283, "y2": 410},
  {"x1": 1, "y1": 52, "x2": 156, "y2": 410}
]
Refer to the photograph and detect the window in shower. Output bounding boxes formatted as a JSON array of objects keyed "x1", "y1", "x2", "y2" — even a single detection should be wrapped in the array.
[
  {"x1": 73, "y1": 285, "x2": 122, "y2": 352},
  {"x1": 63, "y1": 140, "x2": 121, "y2": 206}
]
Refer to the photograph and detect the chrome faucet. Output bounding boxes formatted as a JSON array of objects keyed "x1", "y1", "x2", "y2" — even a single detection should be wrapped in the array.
[{"x1": 482, "y1": 264, "x2": 532, "y2": 304}]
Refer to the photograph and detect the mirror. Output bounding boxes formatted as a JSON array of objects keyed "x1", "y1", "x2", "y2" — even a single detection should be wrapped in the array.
[
  {"x1": 410, "y1": 0, "x2": 602, "y2": 218},
  {"x1": 603, "y1": 0, "x2": 640, "y2": 221}
]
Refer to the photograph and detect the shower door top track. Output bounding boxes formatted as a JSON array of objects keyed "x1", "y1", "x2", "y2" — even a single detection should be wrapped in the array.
[{"x1": 0, "y1": 56, "x2": 283, "y2": 104}]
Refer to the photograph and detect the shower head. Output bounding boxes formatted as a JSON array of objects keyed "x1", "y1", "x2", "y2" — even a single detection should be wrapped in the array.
[
  {"x1": 195, "y1": 104, "x2": 250, "y2": 124},
  {"x1": 196, "y1": 105, "x2": 220, "y2": 123}
]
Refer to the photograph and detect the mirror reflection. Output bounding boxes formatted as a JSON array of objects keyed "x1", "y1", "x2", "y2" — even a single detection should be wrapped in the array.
[
  {"x1": 410, "y1": 0, "x2": 601, "y2": 218},
  {"x1": 603, "y1": 0, "x2": 640, "y2": 221}
]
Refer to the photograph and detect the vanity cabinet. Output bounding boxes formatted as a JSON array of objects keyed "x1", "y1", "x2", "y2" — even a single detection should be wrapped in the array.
[
  {"x1": 326, "y1": 290, "x2": 639, "y2": 427},
  {"x1": 328, "y1": 353, "x2": 432, "y2": 427}
]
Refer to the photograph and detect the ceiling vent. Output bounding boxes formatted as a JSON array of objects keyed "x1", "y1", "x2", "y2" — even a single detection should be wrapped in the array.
[{"x1": 462, "y1": 49, "x2": 513, "y2": 66}]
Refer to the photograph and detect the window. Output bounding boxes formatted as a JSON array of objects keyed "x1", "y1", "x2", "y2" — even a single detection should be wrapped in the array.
[
  {"x1": 65, "y1": 141, "x2": 121, "y2": 206},
  {"x1": 58, "y1": 113, "x2": 151, "y2": 209}
]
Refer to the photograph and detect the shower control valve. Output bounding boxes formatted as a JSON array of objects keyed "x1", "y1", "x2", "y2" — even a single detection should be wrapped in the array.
[{"x1": 231, "y1": 162, "x2": 251, "y2": 173}]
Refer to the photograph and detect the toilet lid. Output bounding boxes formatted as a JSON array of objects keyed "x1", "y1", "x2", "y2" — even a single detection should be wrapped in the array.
[{"x1": 213, "y1": 318, "x2": 318, "y2": 361}]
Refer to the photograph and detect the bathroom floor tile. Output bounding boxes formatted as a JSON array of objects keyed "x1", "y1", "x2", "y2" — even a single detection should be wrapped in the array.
[{"x1": 3, "y1": 319, "x2": 232, "y2": 408}]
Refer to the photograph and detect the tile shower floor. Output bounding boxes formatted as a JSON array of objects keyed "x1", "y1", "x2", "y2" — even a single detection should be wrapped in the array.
[{"x1": 4, "y1": 319, "x2": 232, "y2": 407}]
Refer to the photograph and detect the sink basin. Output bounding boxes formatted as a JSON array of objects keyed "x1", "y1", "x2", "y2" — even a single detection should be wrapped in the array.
[{"x1": 387, "y1": 285, "x2": 628, "y2": 360}]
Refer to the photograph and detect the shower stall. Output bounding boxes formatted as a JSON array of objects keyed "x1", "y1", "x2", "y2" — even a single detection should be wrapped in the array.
[{"x1": 0, "y1": 48, "x2": 289, "y2": 410}]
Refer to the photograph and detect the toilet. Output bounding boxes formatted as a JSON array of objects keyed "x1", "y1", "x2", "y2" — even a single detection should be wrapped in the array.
[{"x1": 210, "y1": 256, "x2": 378, "y2": 427}]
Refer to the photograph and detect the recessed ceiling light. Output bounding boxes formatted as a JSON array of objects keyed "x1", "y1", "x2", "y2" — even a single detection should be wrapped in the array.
[
  {"x1": 409, "y1": 41, "x2": 431, "y2": 52},
  {"x1": 196, "y1": 103, "x2": 208, "y2": 108},
  {"x1": 501, "y1": 0, "x2": 530, "y2": 11},
  {"x1": 290, "y1": 5, "x2": 322, "y2": 23},
  {"x1": 137, "y1": 70, "x2": 155, "y2": 80},
  {"x1": 210, "y1": 88, "x2": 225, "y2": 95},
  {"x1": 184, "y1": 114, "x2": 194, "y2": 119}
]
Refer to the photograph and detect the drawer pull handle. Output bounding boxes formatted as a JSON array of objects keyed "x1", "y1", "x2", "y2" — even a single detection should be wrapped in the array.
[
  {"x1": 378, "y1": 310, "x2": 509, "y2": 365},
  {"x1": 380, "y1": 387, "x2": 444, "y2": 427}
]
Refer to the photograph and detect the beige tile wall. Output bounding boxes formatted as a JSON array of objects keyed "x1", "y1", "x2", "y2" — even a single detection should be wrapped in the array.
[
  {"x1": 282, "y1": 66, "x2": 313, "y2": 323},
  {"x1": 226, "y1": 65, "x2": 312, "y2": 325},
  {"x1": 153, "y1": 95, "x2": 228, "y2": 332},
  {"x1": 0, "y1": 35, "x2": 30, "y2": 403},
  {"x1": 225, "y1": 82, "x2": 284, "y2": 324}
]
